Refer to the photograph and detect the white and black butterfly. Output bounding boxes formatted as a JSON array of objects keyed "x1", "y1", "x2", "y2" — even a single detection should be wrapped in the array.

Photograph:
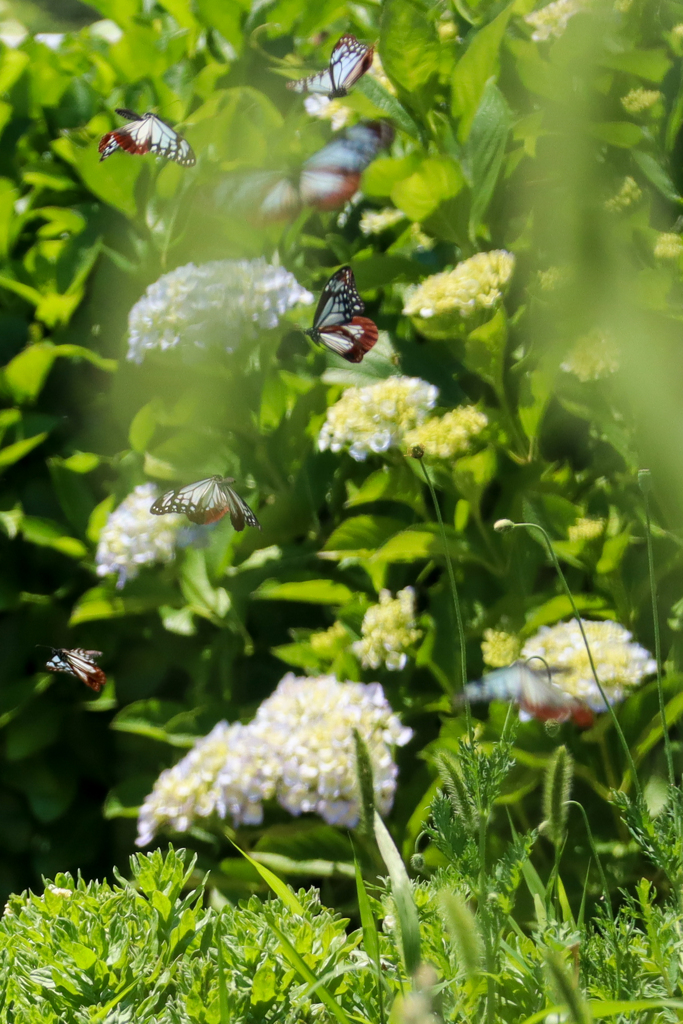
[
  {"x1": 304, "y1": 266, "x2": 378, "y2": 362},
  {"x1": 45, "y1": 648, "x2": 107, "y2": 692},
  {"x1": 150, "y1": 477, "x2": 261, "y2": 530},
  {"x1": 287, "y1": 35, "x2": 375, "y2": 99},
  {"x1": 257, "y1": 120, "x2": 394, "y2": 220},
  {"x1": 99, "y1": 109, "x2": 196, "y2": 167},
  {"x1": 457, "y1": 661, "x2": 594, "y2": 727}
]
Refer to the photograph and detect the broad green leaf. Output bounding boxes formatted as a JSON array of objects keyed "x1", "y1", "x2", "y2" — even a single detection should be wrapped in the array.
[
  {"x1": 463, "y1": 307, "x2": 508, "y2": 396},
  {"x1": 521, "y1": 594, "x2": 610, "y2": 636},
  {"x1": 631, "y1": 150, "x2": 681, "y2": 204},
  {"x1": 452, "y1": 448, "x2": 497, "y2": 508},
  {"x1": 391, "y1": 157, "x2": 465, "y2": 221},
  {"x1": 3, "y1": 342, "x2": 116, "y2": 404},
  {"x1": 379, "y1": 0, "x2": 440, "y2": 97},
  {"x1": 356, "y1": 75, "x2": 421, "y2": 139},
  {"x1": 0, "y1": 431, "x2": 48, "y2": 468},
  {"x1": 374, "y1": 810, "x2": 421, "y2": 975},
  {"x1": 452, "y1": 2, "x2": 515, "y2": 140},
  {"x1": 373, "y1": 527, "x2": 470, "y2": 564},
  {"x1": 196, "y1": 0, "x2": 245, "y2": 50},
  {"x1": 466, "y1": 80, "x2": 511, "y2": 239},
  {"x1": 322, "y1": 516, "x2": 405, "y2": 556},
  {"x1": 52, "y1": 136, "x2": 141, "y2": 218},
  {"x1": 598, "y1": 49, "x2": 672, "y2": 83},
  {"x1": 0, "y1": 177, "x2": 16, "y2": 259},
  {"x1": 251, "y1": 964, "x2": 277, "y2": 1004},
  {"x1": 588, "y1": 122, "x2": 642, "y2": 148},
  {"x1": 21, "y1": 517, "x2": 87, "y2": 558},
  {"x1": 111, "y1": 700, "x2": 197, "y2": 748},
  {"x1": 252, "y1": 579, "x2": 355, "y2": 604}
]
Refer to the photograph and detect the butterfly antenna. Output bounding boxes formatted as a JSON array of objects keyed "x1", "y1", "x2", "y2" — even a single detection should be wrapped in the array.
[{"x1": 524, "y1": 655, "x2": 555, "y2": 684}]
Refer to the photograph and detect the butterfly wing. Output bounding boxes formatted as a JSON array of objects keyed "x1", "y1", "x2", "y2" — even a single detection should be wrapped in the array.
[
  {"x1": 151, "y1": 477, "x2": 228, "y2": 525},
  {"x1": 145, "y1": 115, "x2": 196, "y2": 167},
  {"x1": 460, "y1": 662, "x2": 593, "y2": 727},
  {"x1": 313, "y1": 266, "x2": 364, "y2": 329},
  {"x1": 219, "y1": 480, "x2": 262, "y2": 532},
  {"x1": 299, "y1": 168, "x2": 360, "y2": 211},
  {"x1": 46, "y1": 648, "x2": 106, "y2": 692},
  {"x1": 287, "y1": 35, "x2": 374, "y2": 97},
  {"x1": 318, "y1": 317, "x2": 378, "y2": 362},
  {"x1": 329, "y1": 35, "x2": 374, "y2": 95},
  {"x1": 99, "y1": 113, "x2": 195, "y2": 166},
  {"x1": 259, "y1": 176, "x2": 302, "y2": 220}
]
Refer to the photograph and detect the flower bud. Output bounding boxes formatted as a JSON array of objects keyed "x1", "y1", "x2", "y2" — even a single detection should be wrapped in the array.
[{"x1": 493, "y1": 519, "x2": 515, "y2": 533}]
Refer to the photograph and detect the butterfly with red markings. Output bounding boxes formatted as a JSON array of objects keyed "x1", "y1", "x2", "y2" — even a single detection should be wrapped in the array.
[
  {"x1": 45, "y1": 648, "x2": 107, "y2": 693},
  {"x1": 456, "y1": 661, "x2": 594, "y2": 727},
  {"x1": 257, "y1": 120, "x2": 394, "y2": 220},
  {"x1": 150, "y1": 476, "x2": 261, "y2": 530},
  {"x1": 304, "y1": 266, "x2": 378, "y2": 363},
  {"x1": 287, "y1": 34, "x2": 375, "y2": 99},
  {"x1": 99, "y1": 109, "x2": 195, "y2": 167}
]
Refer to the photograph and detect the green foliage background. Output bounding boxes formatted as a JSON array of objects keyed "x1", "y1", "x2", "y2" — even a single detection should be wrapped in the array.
[{"x1": 1, "y1": 0, "x2": 683, "y2": 914}]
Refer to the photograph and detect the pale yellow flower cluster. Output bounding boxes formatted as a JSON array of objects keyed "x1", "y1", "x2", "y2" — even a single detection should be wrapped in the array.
[
  {"x1": 621, "y1": 88, "x2": 661, "y2": 114},
  {"x1": 360, "y1": 207, "x2": 406, "y2": 235},
  {"x1": 319, "y1": 376, "x2": 438, "y2": 461},
  {"x1": 561, "y1": 330, "x2": 619, "y2": 381},
  {"x1": 404, "y1": 406, "x2": 488, "y2": 459},
  {"x1": 353, "y1": 587, "x2": 423, "y2": 671},
  {"x1": 673, "y1": 23, "x2": 683, "y2": 40},
  {"x1": 521, "y1": 619, "x2": 656, "y2": 709},
  {"x1": 654, "y1": 232, "x2": 683, "y2": 259},
  {"x1": 137, "y1": 675, "x2": 413, "y2": 841},
  {"x1": 310, "y1": 621, "x2": 349, "y2": 658},
  {"x1": 604, "y1": 176, "x2": 642, "y2": 213},
  {"x1": 403, "y1": 251, "x2": 515, "y2": 322},
  {"x1": 524, "y1": 0, "x2": 582, "y2": 41},
  {"x1": 568, "y1": 517, "x2": 605, "y2": 542},
  {"x1": 481, "y1": 629, "x2": 522, "y2": 668}
]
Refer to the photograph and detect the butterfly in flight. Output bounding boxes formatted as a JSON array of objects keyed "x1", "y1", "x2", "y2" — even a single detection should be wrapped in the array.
[
  {"x1": 45, "y1": 648, "x2": 107, "y2": 693},
  {"x1": 287, "y1": 34, "x2": 375, "y2": 99},
  {"x1": 457, "y1": 661, "x2": 594, "y2": 727},
  {"x1": 150, "y1": 476, "x2": 261, "y2": 530},
  {"x1": 257, "y1": 120, "x2": 394, "y2": 220},
  {"x1": 304, "y1": 266, "x2": 378, "y2": 363},
  {"x1": 99, "y1": 109, "x2": 196, "y2": 167}
]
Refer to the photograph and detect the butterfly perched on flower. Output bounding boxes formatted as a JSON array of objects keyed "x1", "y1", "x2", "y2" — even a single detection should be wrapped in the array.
[
  {"x1": 150, "y1": 477, "x2": 261, "y2": 530},
  {"x1": 257, "y1": 120, "x2": 394, "y2": 220},
  {"x1": 287, "y1": 34, "x2": 375, "y2": 99},
  {"x1": 45, "y1": 648, "x2": 107, "y2": 693},
  {"x1": 304, "y1": 266, "x2": 378, "y2": 362},
  {"x1": 457, "y1": 661, "x2": 594, "y2": 727},
  {"x1": 99, "y1": 109, "x2": 196, "y2": 167}
]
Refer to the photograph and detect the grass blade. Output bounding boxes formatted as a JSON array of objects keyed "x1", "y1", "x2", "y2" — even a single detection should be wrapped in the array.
[
  {"x1": 354, "y1": 856, "x2": 385, "y2": 1024},
  {"x1": 269, "y1": 920, "x2": 358, "y2": 1024},
  {"x1": 373, "y1": 810, "x2": 421, "y2": 976},
  {"x1": 229, "y1": 839, "x2": 305, "y2": 914}
]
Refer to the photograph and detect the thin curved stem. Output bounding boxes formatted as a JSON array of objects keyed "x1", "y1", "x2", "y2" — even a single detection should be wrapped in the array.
[
  {"x1": 510, "y1": 522, "x2": 642, "y2": 800},
  {"x1": 641, "y1": 482, "x2": 675, "y2": 789}
]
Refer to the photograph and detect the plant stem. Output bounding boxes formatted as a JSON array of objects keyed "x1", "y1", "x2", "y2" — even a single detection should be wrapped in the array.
[
  {"x1": 641, "y1": 479, "x2": 675, "y2": 788},
  {"x1": 417, "y1": 457, "x2": 469, "y2": 713},
  {"x1": 509, "y1": 521, "x2": 642, "y2": 800}
]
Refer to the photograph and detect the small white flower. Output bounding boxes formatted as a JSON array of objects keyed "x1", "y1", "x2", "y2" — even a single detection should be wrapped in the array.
[
  {"x1": 521, "y1": 619, "x2": 656, "y2": 709},
  {"x1": 127, "y1": 258, "x2": 313, "y2": 364},
  {"x1": 561, "y1": 330, "x2": 619, "y2": 382},
  {"x1": 524, "y1": 0, "x2": 582, "y2": 41},
  {"x1": 319, "y1": 376, "x2": 438, "y2": 462},
  {"x1": 360, "y1": 208, "x2": 406, "y2": 236},
  {"x1": 304, "y1": 94, "x2": 354, "y2": 130},
  {"x1": 353, "y1": 588, "x2": 423, "y2": 671},
  {"x1": 96, "y1": 483, "x2": 183, "y2": 589}
]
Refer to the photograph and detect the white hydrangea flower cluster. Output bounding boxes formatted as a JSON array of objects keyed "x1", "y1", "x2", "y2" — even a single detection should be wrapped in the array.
[
  {"x1": 96, "y1": 483, "x2": 183, "y2": 589},
  {"x1": 524, "y1": 0, "x2": 582, "y2": 41},
  {"x1": 353, "y1": 588, "x2": 423, "y2": 671},
  {"x1": 136, "y1": 675, "x2": 412, "y2": 843},
  {"x1": 621, "y1": 88, "x2": 661, "y2": 114},
  {"x1": 521, "y1": 619, "x2": 656, "y2": 709},
  {"x1": 404, "y1": 406, "x2": 488, "y2": 459},
  {"x1": 136, "y1": 721, "x2": 276, "y2": 847},
  {"x1": 654, "y1": 233, "x2": 683, "y2": 259},
  {"x1": 127, "y1": 258, "x2": 313, "y2": 363},
  {"x1": 561, "y1": 330, "x2": 620, "y2": 381},
  {"x1": 319, "y1": 376, "x2": 438, "y2": 461},
  {"x1": 360, "y1": 207, "x2": 406, "y2": 235},
  {"x1": 403, "y1": 251, "x2": 515, "y2": 323}
]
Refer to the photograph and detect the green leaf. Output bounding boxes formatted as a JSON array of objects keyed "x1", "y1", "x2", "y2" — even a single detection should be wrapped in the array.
[
  {"x1": 110, "y1": 700, "x2": 198, "y2": 748},
  {"x1": 463, "y1": 307, "x2": 508, "y2": 395},
  {"x1": 356, "y1": 75, "x2": 421, "y2": 139},
  {"x1": 451, "y1": 2, "x2": 515, "y2": 140},
  {"x1": 598, "y1": 49, "x2": 672, "y2": 83},
  {"x1": 0, "y1": 431, "x2": 48, "y2": 469},
  {"x1": 268, "y1": 921, "x2": 355, "y2": 1024},
  {"x1": 391, "y1": 157, "x2": 465, "y2": 221},
  {"x1": 230, "y1": 840, "x2": 305, "y2": 914},
  {"x1": 21, "y1": 516, "x2": 87, "y2": 558},
  {"x1": 374, "y1": 810, "x2": 421, "y2": 975},
  {"x1": 631, "y1": 150, "x2": 681, "y2": 204},
  {"x1": 452, "y1": 448, "x2": 497, "y2": 509},
  {"x1": 588, "y1": 122, "x2": 642, "y2": 148},
  {"x1": 379, "y1": 0, "x2": 440, "y2": 97},
  {"x1": 2, "y1": 342, "x2": 116, "y2": 404},
  {"x1": 322, "y1": 516, "x2": 405, "y2": 557},
  {"x1": 52, "y1": 136, "x2": 141, "y2": 218},
  {"x1": 466, "y1": 80, "x2": 511, "y2": 239},
  {"x1": 252, "y1": 579, "x2": 355, "y2": 604}
]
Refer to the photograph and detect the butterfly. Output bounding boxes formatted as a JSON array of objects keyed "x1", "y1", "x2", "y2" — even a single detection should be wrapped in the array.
[
  {"x1": 287, "y1": 35, "x2": 375, "y2": 99},
  {"x1": 304, "y1": 266, "x2": 378, "y2": 362},
  {"x1": 45, "y1": 648, "x2": 107, "y2": 692},
  {"x1": 456, "y1": 661, "x2": 594, "y2": 728},
  {"x1": 99, "y1": 109, "x2": 196, "y2": 167},
  {"x1": 258, "y1": 121, "x2": 394, "y2": 220},
  {"x1": 150, "y1": 476, "x2": 261, "y2": 530}
]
